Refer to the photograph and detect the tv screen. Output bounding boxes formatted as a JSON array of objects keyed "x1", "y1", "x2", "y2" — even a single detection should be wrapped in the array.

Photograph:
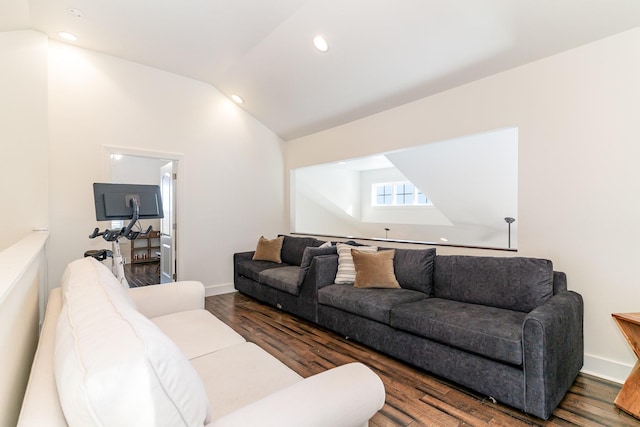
[{"x1": 93, "y1": 183, "x2": 164, "y2": 221}]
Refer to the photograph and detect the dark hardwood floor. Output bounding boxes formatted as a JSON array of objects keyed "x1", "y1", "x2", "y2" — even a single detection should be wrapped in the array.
[
  {"x1": 205, "y1": 292, "x2": 640, "y2": 427},
  {"x1": 124, "y1": 261, "x2": 160, "y2": 287}
]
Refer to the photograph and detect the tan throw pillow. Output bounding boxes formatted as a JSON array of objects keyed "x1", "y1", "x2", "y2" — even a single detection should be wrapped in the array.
[
  {"x1": 335, "y1": 243, "x2": 377, "y2": 284},
  {"x1": 252, "y1": 236, "x2": 284, "y2": 263},
  {"x1": 352, "y1": 249, "x2": 400, "y2": 289}
]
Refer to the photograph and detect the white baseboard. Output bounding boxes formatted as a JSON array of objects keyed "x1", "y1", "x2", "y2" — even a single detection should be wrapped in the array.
[
  {"x1": 204, "y1": 282, "x2": 236, "y2": 297},
  {"x1": 582, "y1": 353, "x2": 632, "y2": 384}
]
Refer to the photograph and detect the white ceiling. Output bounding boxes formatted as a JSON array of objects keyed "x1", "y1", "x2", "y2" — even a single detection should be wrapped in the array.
[{"x1": 3, "y1": 0, "x2": 640, "y2": 140}]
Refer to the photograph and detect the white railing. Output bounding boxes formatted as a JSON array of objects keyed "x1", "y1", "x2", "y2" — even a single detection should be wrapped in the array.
[{"x1": 0, "y1": 231, "x2": 49, "y2": 427}]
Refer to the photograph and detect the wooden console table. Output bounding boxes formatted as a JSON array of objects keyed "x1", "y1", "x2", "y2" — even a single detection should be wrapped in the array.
[{"x1": 612, "y1": 312, "x2": 640, "y2": 419}]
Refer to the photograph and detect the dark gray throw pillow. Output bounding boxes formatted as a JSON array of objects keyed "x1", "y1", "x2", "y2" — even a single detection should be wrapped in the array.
[
  {"x1": 297, "y1": 245, "x2": 338, "y2": 285},
  {"x1": 391, "y1": 248, "x2": 436, "y2": 294},
  {"x1": 280, "y1": 235, "x2": 323, "y2": 266}
]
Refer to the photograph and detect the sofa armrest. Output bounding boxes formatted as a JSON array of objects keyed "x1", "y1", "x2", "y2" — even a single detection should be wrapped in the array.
[
  {"x1": 17, "y1": 288, "x2": 68, "y2": 427},
  {"x1": 234, "y1": 251, "x2": 255, "y2": 263},
  {"x1": 309, "y1": 254, "x2": 339, "y2": 290},
  {"x1": 233, "y1": 251, "x2": 255, "y2": 278},
  {"x1": 522, "y1": 290, "x2": 583, "y2": 419},
  {"x1": 208, "y1": 362, "x2": 385, "y2": 427},
  {"x1": 127, "y1": 281, "x2": 204, "y2": 318}
]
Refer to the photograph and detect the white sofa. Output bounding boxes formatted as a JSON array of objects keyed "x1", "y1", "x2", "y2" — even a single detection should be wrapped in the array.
[{"x1": 17, "y1": 257, "x2": 385, "y2": 427}]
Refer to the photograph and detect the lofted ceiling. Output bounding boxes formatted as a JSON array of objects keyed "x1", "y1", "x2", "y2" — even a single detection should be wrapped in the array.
[{"x1": 2, "y1": 0, "x2": 640, "y2": 140}]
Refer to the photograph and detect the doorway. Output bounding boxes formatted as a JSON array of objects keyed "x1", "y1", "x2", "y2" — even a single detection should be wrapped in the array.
[{"x1": 104, "y1": 147, "x2": 181, "y2": 285}]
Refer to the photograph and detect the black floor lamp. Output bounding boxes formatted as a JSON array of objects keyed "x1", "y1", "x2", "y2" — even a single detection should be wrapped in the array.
[{"x1": 504, "y1": 217, "x2": 515, "y2": 249}]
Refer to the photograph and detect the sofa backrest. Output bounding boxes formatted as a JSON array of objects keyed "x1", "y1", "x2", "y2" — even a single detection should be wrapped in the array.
[
  {"x1": 54, "y1": 257, "x2": 211, "y2": 426},
  {"x1": 280, "y1": 235, "x2": 324, "y2": 266},
  {"x1": 433, "y1": 256, "x2": 554, "y2": 312},
  {"x1": 387, "y1": 248, "x2": 436, "y2": 294}
]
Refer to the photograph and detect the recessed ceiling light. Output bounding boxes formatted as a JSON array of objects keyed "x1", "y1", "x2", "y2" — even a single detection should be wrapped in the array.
[
  {"x1": 440, "y1": 237, "x2": 449, "y2": 242},
  {"x1": 67, "y1": 8, "x2": 84, "y2": 18},
  {"x1": 313, "y1": 35, "x2": 329, "y2": 52},
  {"x1": 58, "y1": 32, "x2": 78, "y2": 42},
  {"x1": 230, "y1": 94, "x2": 244, "y2": 104}
]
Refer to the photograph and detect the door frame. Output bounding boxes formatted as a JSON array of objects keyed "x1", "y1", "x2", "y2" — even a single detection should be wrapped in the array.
[
  {"x1": 159, "y1": 161, "x2": 176, "y2": 283},
  {"x1": 102, "y1": 145, "x2": 184, "y2": 281}
]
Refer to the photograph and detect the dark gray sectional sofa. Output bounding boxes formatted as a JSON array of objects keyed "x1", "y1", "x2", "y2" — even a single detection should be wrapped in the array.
[
  {"x1": 234, "y1": 235, "x2": 337, "y2": 322},
  {"x1": 233, "y1": 236, "x2": 583, "y2": 419}
]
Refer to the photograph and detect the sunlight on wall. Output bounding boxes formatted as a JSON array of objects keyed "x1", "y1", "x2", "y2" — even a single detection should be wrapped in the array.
[{"x1": 48, "y1": 42, "x2": 99, "y2": 86}]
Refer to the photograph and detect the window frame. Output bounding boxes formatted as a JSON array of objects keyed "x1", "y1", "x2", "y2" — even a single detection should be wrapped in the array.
[{"x1": 371, "y1": 181, "x2": 430, "y2": 207}]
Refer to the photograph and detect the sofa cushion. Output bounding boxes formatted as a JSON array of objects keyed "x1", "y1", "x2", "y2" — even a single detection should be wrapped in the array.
[
  {"x1": 335, "y1": 243, "x2": 377, "y2": 284},
  {"x1": 390, "y1": 248, "x2": 436, "y2": 294},
  {"x1": 253, "y1": 235, "x2": 284, "y2": 263},
  {"x1": 352, "y1": 249, "x2": 400, "y2": 289},
  {"x1": 318, "y1": 284, "x2": 425, "y2": 324},
  {"x1": 54, "y1": 257, "x2": 211, "y2": 427},
  {"x1": 236, "y1": 259, "x2": 292, "y2": 282},
  {"x1": 433, "y1": 256, "x2": 554, "y2": 312},
  {"x1": 191, "y1": 342, "x2": 302, "y2": 421},
  {"x1": 390, "y1": 298, "x2": 526, "y2": 366},
  {"x1": 280, "y1": 235, "x2": 323, "y2": 266},
  {"x1": 151, "y1": 309, "x2": 246, "y2": 359},
  {"x1": 297, "y1": 245, "x2": 338, "y2": 285},
  {"x1": 259, "y1": 266, "x2": 301, "y2": 295}
]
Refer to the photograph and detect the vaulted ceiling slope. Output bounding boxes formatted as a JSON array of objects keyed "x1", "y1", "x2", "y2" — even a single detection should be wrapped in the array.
[{"x1": 3, "y1": 0, "x2": 640, "y2": 140}]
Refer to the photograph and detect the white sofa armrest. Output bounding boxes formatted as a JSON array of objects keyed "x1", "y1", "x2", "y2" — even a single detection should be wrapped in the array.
[
  {"x1": 17, "y1": 288, "x2": 68, "y2": 427},
  {"x1": 209, "y1": 362, "x2": 385, "y2": 427},
  {"x1": 127, "y1": 281, "x2": 204, "y2": 318}
]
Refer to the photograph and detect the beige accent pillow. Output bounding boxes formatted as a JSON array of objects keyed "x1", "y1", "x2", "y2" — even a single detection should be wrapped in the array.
[
  {"x1": 352, "y1": 249, "x2": 400, "y2": 289},
  {"x1": 252, "y1": 235, "x2": 284, "y2": 263}
]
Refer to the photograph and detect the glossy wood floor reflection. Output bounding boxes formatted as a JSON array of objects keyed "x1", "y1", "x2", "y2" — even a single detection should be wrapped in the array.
[
  {"x1": 124, "y1": 262, "x2": 160, "y2": 287},
  {"x1": 205, "y1": 292, "x2": 640, "y2": 427}
]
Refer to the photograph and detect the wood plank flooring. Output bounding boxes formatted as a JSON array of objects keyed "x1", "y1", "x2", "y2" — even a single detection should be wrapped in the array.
[
  {"x1": 124, "y1": 262, "x2": 160, "y2": 287},
  {"x1": 205, "y1": 292, "x2": 640, "y2": 427}
]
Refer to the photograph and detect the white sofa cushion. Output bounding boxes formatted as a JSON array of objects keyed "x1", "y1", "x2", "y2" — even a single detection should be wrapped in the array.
[
  {"x1": 54, "y1": 258, "x2": 211, "y2": 427},
  {"x1": 152, "y1": 309, "x2": 246, "y2": 360},
  {"x1": 190, "y1": 342, "x2": 302, "y2": 421}
]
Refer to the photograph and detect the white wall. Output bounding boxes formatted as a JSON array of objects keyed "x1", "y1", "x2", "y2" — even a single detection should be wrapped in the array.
[
  {"x1": 0, "y1": 30, "x2": 48, "y2": 251},
  {"x1": 0, "y1": 232, "x2": 48, "y2": 427},
  {"x1": 293, "y1": 163, "x2": 362, "y2": 235},
  {"x1": 47, "y1": 41, "x2": 285, "y2": 293},
  {"x1": 286, "y1": 28, "x2": 640, "y2": 382}
]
